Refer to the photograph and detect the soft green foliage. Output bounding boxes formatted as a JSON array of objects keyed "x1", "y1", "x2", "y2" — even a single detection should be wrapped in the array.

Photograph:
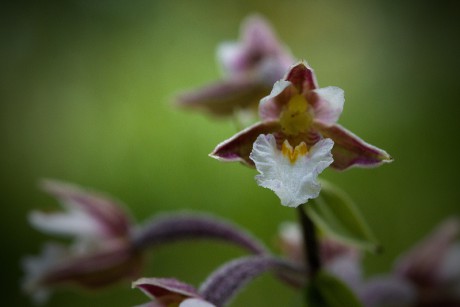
[
  {"x1": 307, "y1": 180, "x2": 379, "y2": 252},
  {"x1": 305, "y1": 271, "x2": 363, "y2": 307}
]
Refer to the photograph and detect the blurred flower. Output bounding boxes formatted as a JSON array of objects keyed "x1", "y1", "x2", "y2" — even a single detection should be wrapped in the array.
[
  {"x1": 394, "y1": 217, "x2": 460, "y2": 306},
  {"x1": 22, "y1": 181, "x2": 271, "y2": 304},
  {"x1": 277, "y1": 222, "x2": 417, "y2": 307},
  {"x1": 277, "y1": 217, "x2": 460, "y2": 307},
  {"x1": 176, "y1": 14, "x2": 294, "y2": 121},
  {"x1": 29, "y1": 180, "x2": 133, "y2": 244},
  {"x1": 278, "y1": 222, "x2": 361, "y2": 288},
  {"x1": 354, "y1": 218, "x2": 460, "y2": 307},
  {"x1": 211, "y1": 62, "x2": 392, "y2": 207},
  {"x1": 23, "y1": 240, "x2": 143, "y2": 304},
  {"x1": 133, "y1": 278, "x2": 215, "y2": 307},
  {"x1": 22, "y1": 180, "x2": 141, "y2": 304},
  {"x1": 216, "y1": 14, "x2": 293, "y2": 79},
  {"x1": 357, "y1": 277, "x2": 417, "y2": 307},
  {"x1": 133, "y1": 256, "x2": 303, "y2": 307}
]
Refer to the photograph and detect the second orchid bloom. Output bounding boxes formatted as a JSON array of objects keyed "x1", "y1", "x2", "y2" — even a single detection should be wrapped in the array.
[
  {"x1": 211, "y1": 62, "x2": 392, "y2": 207},
  {"x1": 177, "y1": 15, "x2": 294, "y2": 119}
]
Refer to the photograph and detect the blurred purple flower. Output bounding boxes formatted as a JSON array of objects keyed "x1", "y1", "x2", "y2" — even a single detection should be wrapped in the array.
[
  {"x1": 23, "y1": 240, "x2": 143, "y2": 304},
  {"x1": 394, "y1": 217, "x2": 460, "y2": 306},
  {"x1": 176, "y1": 14, "x2": 294, "y2": 119},
  {"x1": 354, "y1": 218, "x2": 460, "y2": 307},
  {"x1": 22, "y1": 180, "x2": 141, "y2": 304},
  {"x1": 29, "y1": 180, "x2": 133, "y2": 242},
  {"x1": 357, "y1": 276, "x2": 417, "y2": 307},
  {"x1": 216, "y1": 14, "x2": 293, "y2": 79}
]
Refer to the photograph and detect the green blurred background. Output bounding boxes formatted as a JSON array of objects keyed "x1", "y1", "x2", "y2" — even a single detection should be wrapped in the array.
[{"x1": 1, "y1": 0, "x2": 459, "y2": 306}]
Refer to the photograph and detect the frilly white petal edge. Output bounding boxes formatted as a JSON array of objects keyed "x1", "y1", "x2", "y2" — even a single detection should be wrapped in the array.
[{"x1": 249, "y1": 134, "x2": 334, "y2": 207}]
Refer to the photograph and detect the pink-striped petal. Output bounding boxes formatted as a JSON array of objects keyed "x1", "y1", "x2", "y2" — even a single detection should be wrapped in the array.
[
  {"x1": 133, "y1": 278, "x2": 200, "y2": 302},
  {"x1": 285, "y1": 61, "x2": 318, "y2": 93},
  {"x1": 309, "y1": 86, "x2": 344, "y2": 124},
  {"x1": 313, "y1": 121, "x2": 392, "y2": 170},
  {"x1": 259, "y1": 80, "x2": 294, "y2": 121},
  {"x1": 133, "y1": 278, "x2": 216, "y2": 307},
  {"x1": 210, "y1": 120, "x2": 281, "y2": 165}
]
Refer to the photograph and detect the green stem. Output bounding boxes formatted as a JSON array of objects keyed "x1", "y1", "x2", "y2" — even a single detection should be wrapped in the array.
[{"x1": 297, "y1": 205, "x2": 321, "y2": 278}]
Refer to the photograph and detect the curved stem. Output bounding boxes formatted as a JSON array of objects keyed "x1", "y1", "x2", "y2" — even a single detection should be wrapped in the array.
[
  {"x1": 297, "y1": 205, "x2": 321, "y2": 278},
  {"x1": 131, "y1": 213, "x2": 268, "y2": 255},
  {"x1": 199, "y1": 255, "x2": 305, "y2": 306}
]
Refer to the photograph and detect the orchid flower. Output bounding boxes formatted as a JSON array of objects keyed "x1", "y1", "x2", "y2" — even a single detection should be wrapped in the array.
[
  {"x1": 133, "y1": 256, "x2": 304, "y2": 307},
  {"x1": 22, "y1": 180, "x2": 270, "y2": 304},
  {"x1": 21, "y1": 180, "x2": 141, "y2": 304},
  {"x1": 211, "y1": 62, "x2": 392, "y2": 207},
  {"x1": 176, "y1": 14, "x2": 294, "y2": 120}
]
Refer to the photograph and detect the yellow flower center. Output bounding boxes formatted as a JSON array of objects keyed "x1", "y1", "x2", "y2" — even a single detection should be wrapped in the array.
[
  {"x1": 281, "y1": 139, "x2": 308, "y2": 163},
  {"x1": 279, "y1": 94, "x2": 313, "y2": 136}
]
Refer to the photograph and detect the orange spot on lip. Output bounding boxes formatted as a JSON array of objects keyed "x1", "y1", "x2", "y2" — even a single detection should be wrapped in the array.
[{"x1": 282, "y1": 140, "x2": 308, "y2": 163}]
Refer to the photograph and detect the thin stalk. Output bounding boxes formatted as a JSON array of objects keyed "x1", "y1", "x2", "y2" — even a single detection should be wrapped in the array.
[{"x1": 297, "y1": 205, "x2": 321, "y2": 278}]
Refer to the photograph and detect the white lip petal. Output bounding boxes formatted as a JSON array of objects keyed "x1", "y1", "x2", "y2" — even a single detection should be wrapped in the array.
[
  {"x1": 28, "y1": 208, "x2": 102, "y2": 238},
  {"x1": 250, "y1": 134, "x2": 334, "y2": 208}
]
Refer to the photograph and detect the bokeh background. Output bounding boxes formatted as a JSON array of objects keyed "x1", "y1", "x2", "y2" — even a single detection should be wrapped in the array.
[{"x1": 1, "y1": 0, "x2": 459, "y2": 306}]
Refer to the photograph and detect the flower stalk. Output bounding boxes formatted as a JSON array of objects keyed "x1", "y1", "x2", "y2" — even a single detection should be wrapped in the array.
[{"x1": 297, "y1": 205, "x2": 321, "y2": 278}]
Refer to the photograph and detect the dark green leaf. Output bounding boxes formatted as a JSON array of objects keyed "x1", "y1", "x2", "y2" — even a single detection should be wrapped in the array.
[
  {"x1": 306, "y1": 180, "x2": 380, "y2": 252},
  {"x1": 305, "y1": 271, "x2": 363, "y2": 307}
]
